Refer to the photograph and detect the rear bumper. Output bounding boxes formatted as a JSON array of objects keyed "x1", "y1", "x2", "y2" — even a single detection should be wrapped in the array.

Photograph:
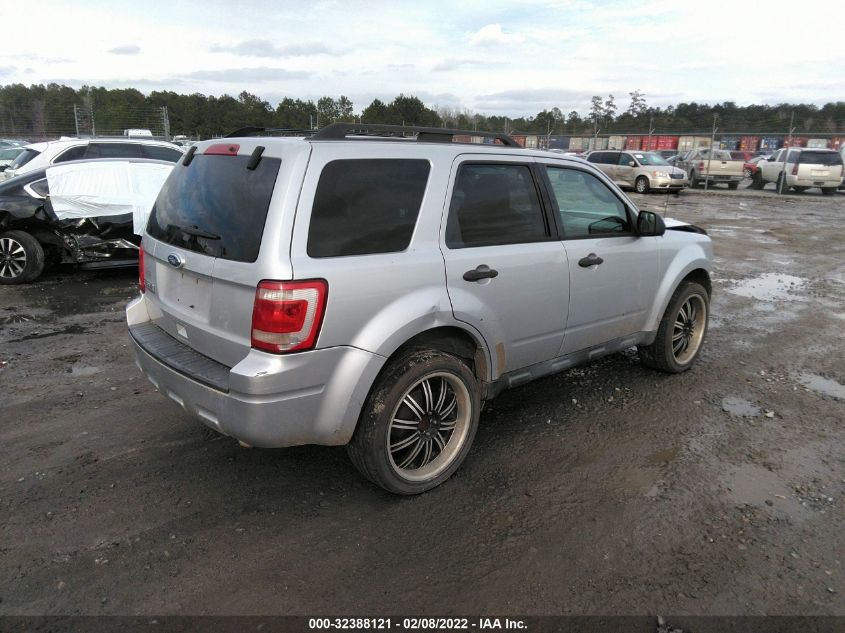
[
  {"x1": 702, "y1": 174, "x2": 742, "y2": 182},
  {"x1": 127, "y1": 298, "x2": 385, "y2": 447},
  {"x1": 788, "y1": 175, "x2": 844, "y2": 188}
]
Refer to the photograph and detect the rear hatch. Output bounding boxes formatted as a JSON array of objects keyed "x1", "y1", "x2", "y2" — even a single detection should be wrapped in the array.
[
  {"x1": 796, "y1": 151, "x2": 843, "y2": 184},
  {"x1": 142, "y1": 140, "x2": 304, "y2": 367}
]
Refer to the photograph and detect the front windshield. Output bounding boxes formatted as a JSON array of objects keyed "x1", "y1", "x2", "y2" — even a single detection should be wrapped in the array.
[{"x1": 632, "y1": 152, "x2": 669, "y2": 166}]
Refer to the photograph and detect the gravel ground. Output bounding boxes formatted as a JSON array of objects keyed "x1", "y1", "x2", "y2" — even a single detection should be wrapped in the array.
[{"x1": 1, "y1": 187, "x2": 843, "y2": 617}]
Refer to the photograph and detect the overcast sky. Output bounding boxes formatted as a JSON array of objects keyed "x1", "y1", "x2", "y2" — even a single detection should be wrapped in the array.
[{"x1": 4, "y1": 0, "x2": 845, "y2": 117}]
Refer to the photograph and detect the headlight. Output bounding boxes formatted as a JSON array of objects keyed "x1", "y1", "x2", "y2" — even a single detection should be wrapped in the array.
[{"x1": 653, "y1": 171, "x2": 670, "y2": 178}]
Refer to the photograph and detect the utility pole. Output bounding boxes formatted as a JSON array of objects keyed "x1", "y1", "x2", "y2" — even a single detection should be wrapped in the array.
[
  {"x1": 646, "y1": 115, "x2": 655, "y2": 151},
  {"x1": 704, "y1": 114, "x2": 718, "y2": 192},
  {"x1": 162, "y1": 106, "x2": 170, "y2": 140},
  {"x1": 779, "y1": 111, "x2": 796, "y2": 195},
  {"x1": 73, "y1": 104, "x2": 80, "y2": 137}
]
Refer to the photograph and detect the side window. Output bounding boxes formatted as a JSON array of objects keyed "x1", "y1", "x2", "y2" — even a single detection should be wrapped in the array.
[
  {"x1": 141, "y1": 145, "x2": 183, "y2": 162},
  {"x1": 26, "y1": 178, "x2": 49, "y2": 198},
  {"x1": 544, "y1": 167, "x2": 631, "y2": 238},
  {"x1": 586, "y1": 152, "x2": 602, "y2": 163},
  {"x1": 53, "y1": 145, "x2": 87, "y2": 163},
  {"x1": 85, "y1": 143, "x2": 142, "y2": 159},
  {"x1": 619, "y1": 153, "x2": 635, "y2": 166},
  {"x1": 307, "y1": 159, "x2": 430, "y2": 258},
  {"x1": 445, "y1": 163, "x2": 548, "y2": 249},
  {"x1": 787, "y1": 150, "x2": 800, "y2": 163}
]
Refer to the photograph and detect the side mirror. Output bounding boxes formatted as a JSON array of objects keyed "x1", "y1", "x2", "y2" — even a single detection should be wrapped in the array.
[
  {"x1": 637, "y1": 211, "x2": 666, "y2": 237},
  {"x1": 628, "y1": 161, "x2": 636, "y2": 167}
]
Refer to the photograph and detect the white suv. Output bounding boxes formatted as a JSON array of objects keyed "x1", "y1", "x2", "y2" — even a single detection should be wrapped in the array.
[
  {"x1": 128, "y1": 124, "x2": 714, "y2": 494},
  {"x1": 1, "y1": 138, "x2": 184, "y2": 181},
  {"x1": 753, "y1": 147, "x2": 844, "y2": 194}
]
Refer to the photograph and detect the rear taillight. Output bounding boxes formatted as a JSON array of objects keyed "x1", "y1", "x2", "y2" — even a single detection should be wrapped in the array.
[
  {"x1": 792, "y1": 162, "x2": 799, "y2": 175},
  {"x1": 251, "y1": 280, "x2": 328, "y2": 354},
  {"x1": 139, "y1": 243, "x2": 145, "y2": 293},
  {"x1": 697, "y1": 161, "x2": 705, "y2": 171}
]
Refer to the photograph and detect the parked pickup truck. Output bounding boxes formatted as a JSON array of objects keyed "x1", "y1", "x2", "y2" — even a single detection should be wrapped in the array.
[{"x1": 678, "y1": 149, "x2": 745, "y2": 189}]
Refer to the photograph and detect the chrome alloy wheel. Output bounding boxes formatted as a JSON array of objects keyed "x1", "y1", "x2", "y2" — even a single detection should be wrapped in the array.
[
  {"x1": 386, "y1": 371, "x2": 472, "y2": 482},
  {"x1": 673, "y1": 294, "x2": 706, "y2": 364},
  {"x1": 0, "y1": 237, "x2": 27, "y2": 280}
]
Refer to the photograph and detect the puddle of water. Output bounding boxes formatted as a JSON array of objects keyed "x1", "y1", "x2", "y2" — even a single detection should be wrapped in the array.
[
  {"x1": 721, "y1": 397, "x2": 761, "y2": 417},
  {"x1": 725, "y1": 273, "x2": 806, "y2": 302},
  {"x1": 69, "y1": 365, "x2": 101, "y2": 377},
  {"x1": 723, "y1": 463, "x2": 805, "y2": 517},
  {"x1": 796, "y1": 373, "x2": 845, "y2": 400}
]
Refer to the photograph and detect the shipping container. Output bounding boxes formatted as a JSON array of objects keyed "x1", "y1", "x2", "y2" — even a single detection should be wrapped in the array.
[
  {"x1": 625, "y1": 136, "x2": 642, "y2": 150},
  {"x1": 524, "y1": 135, "x2": 539, "y2": 149},
  {"x1": 511, "y1": 135, "x2": 527, "y2": 147},
  {"x1": 783, "y1": 136, "x2": 808, "y2": 148},
  {"x1": 740, "y1": 136, "x2": 760, "y2": 151},
  {"x1": 569, "y1": 137, "x2": 583, "y2": 151},
  {"x1": 760, "y1": 136, "x2": 783, "y2": 150},
  {"x1": 548, "y1": 135, "x2": 570, "y2": 150},
  {"x1": 607, "y1": 135, "x2": 626, "y2": 149},
  {"x1": 470, "y1": 135, "x2": 485, "y2": 145},
  {"x1": 806, "y1": 138, "x2": 829, "y2": 149},
  {"x1": 657, "y1": 135, "x2": 679, "y2": 150},
  {"x1": 831, "y1": 136, "x2": 845, "y2": 150},
  {"x1": 453, "y1": 135, "x2": 472, "y2": 144},
  {"x1": 720, "y1": 136, "x2": 740, "y2": 150}
]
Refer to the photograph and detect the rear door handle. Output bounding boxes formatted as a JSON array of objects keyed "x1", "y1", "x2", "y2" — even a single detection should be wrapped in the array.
[
  {"x1": 463, "y1": 265, "x2": 499, "y2": 282},
  {"x1": 578, "y1": 253, "x2": 604, "y2": 268}
]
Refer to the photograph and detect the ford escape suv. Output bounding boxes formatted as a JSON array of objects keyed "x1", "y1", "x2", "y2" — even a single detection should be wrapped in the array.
[{"x1": 127, "y1": 123, "x2": 713, "y2": 495}]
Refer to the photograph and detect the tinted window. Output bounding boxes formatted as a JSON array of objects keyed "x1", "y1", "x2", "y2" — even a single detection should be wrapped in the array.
[
  {"x1": 586, "y1": 152, "x2": 603, "y2": 163},
  {"x1": 799, "y1": 151, "x2": 843, "y2": 166},
  {"x1": 85, "y1": 143, "x2": 142, "y2": 159},
  {"x1": 53, "y1": 145, "x2": 87, "y2": 163},
  {"x1": 786, "y1": 150, "x2": 800, "y2": 163},
  {"x1": 141, "y1": 145, "x2": 183, "y2": 162},
  {"x1": 545, "y1": 167, "x2": 630, "y2": 238},
  {"x1": 619, "y1": 153, "x2": 636, "y2": 166},
  {"x1": 0, "y1": 147, "x2": 22, "y2": 160},
  {"x1": 8, "y1": 148, "x2": 40, "y2": 170},
  {"x1": 446, "y1": 163, "x2": 548, "y2": 249},
  {"x1": 601, "y1": 152, "x2": 619, "y2": 165},
  {"x1": 147, "y1": 154, "x2": 281, "y2": 262},
  {"x1": 307, "y1": 159, "x2": 430, "y2": 258},
  {"x1": 28, "y1": 178, "x2": 49, "y2": 197}
]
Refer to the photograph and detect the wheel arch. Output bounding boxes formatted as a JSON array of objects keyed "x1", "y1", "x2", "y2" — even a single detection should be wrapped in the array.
[{"x1": 646, "y1": 255, "x2": 712, "y2": 332}]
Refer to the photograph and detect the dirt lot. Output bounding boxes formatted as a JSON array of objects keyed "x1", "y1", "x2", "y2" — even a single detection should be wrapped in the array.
[{"x1": 1, "y1": 187, "x2": 843, "y2": 617}]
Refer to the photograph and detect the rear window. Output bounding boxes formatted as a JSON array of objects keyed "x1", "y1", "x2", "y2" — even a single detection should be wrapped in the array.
[
  {"x1": 8, "y1": 148, "x2": 40, "y2": 170},
  {"x1": 307, "y1": 159, "x2": 430, "y2": 258},
  {"x1": 141, "y1": 145, "x2": 184, "y2": 162},
  {"x1": 799, "y1": 151, "x2": 843, "y2": 166},
  {"x1": 54, "y1": 145, "x2": 88, "y2": 163},
  {"x1": 85, "y1": 143, "x2": 142, "y2": 159},
  {"x1": 146, "y1": 154, "x2": 281, "y2": 262}
]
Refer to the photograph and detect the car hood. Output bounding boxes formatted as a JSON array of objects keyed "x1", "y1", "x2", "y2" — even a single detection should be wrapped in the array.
[{"x1": 664, "y1": 217, "x2": 708, "y2": 235}]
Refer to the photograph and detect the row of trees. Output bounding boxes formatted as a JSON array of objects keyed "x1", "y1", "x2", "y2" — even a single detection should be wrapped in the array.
[{"x1": 2, "y1": 82, "x2": 845, "y2": 140}]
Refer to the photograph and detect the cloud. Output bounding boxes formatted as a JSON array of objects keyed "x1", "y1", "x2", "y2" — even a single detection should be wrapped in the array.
[
  {"x1": 433, "y1": 58, "x2": 504, "y2": 72},
  {"x1": 12, "y1": 54, "x2": 73, "y2": 64},
  {"x1": 108, "y1": 45, "x2": 141, "y2": 55},
  {"x1": 475, "y1": 88, "x2": 596, "y2": 113},
  {"x1": 467, "y1": 24, "x2": 524, "y2": 47},
  {"x1": 210, "y1": 39, "x2": 345, "y2": 57},
  {"x1": 0, "y1": 66, "x2": 15, "y2": 77},
  {"x1": 184, "y1": 67, "x2": 311, "y2": 82}
]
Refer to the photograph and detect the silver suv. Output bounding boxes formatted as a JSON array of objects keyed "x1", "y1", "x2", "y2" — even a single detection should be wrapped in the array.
[{"x1": 127, "y1": 124, "x2": 714, "y2": 494}]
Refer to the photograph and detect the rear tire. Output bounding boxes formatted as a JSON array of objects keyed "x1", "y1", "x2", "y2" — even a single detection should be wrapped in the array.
[
  {"x1": 793, "y1": 186, "x2": 808, "y2": 193},
  {"x1": 750, "y1": 172, "x2": 765, "y2": 189},
  {"x1": 635, "y1": 176, "x2": 650, "y2": 194},
  {"x1": 639, "y1": 281, "x2": 709, "y2": 374},
  {"x1": 743, "y1": 168, "x2": 752, "y2": 179},
  {"x1": 690, "y1": 171, "x2": 700, "y2": 188},
  {"x1": 347, "y1": 349, "x2": 481, "y2": 495},
  {"x1": 0, "y1": 230, "x2": 45, "y2": 285},
  {"x1": 821, "y1": 187, "x2": 836, "y2": 195},
  {"x1": 728, "y1": 182, "x2": 739, "y2": 190}
]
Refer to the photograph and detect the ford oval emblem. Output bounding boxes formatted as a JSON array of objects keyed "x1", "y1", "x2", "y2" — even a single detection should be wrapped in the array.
[{"x1": 167, "y1": 253, "x2": 184, "y2": 268}]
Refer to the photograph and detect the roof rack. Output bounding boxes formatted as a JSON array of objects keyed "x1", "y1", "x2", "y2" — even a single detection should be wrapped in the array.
[{"x1": 310, "y1": 123, "x2": 521, "y2": 147}]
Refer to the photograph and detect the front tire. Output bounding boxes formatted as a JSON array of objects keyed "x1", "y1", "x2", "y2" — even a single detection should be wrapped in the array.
[
  {"x1": 635, "y1": 176, "x2": 650, "y2": 194},
  {"x1": 0, "y1": 230, "x2": 45, "y2": 284},
  {"x1": 347, "y1": 349, "x2": 481, "y2": 495},
  {"x1": 639, "y1": 281, "x2": 709, "y2": 374},
  {"x1": 743, "y1": 168, "x2": 752, "y2": 179},
  {"x1": 728, "y1": 182, "x2": 739, "y2": 190}
]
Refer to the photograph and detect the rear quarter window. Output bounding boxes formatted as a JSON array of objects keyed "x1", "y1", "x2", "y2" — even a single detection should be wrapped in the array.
[{"x1": 307, "y1": 159, "x2": 430, "y2": 258}]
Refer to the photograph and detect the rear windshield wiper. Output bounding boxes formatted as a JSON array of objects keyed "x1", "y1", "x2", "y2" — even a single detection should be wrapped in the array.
[{"x1": 179, "y1": 225, "x2": 221, "y2": 240}]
